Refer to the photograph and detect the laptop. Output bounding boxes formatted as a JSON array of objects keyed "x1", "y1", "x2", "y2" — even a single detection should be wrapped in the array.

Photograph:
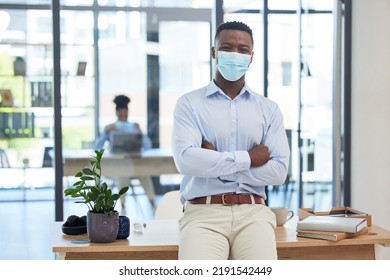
[{"x1": 110, "y1": 131, "x2": 143, "y2": 155}]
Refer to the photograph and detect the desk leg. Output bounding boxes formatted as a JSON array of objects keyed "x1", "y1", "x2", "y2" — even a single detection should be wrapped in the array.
[{"x1": 277, "y1": 244, "x2": 375, "y2": 260}]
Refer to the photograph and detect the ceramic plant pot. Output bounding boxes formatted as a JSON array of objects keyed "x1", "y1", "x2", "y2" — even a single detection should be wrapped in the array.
[
  {"x1": 87, "y1": 211, "x2": 119, "y2": 243},
  {"x1": 117, "y1": 215, "x2": 130, "y2": 239}
]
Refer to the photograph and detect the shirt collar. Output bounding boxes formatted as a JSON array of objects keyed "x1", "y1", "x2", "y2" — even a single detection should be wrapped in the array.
[{"x1": 206, "y1": 80, "x2": 254, "y2": 99}]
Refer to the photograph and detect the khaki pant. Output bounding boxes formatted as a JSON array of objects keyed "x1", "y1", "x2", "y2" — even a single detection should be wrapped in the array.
[{"x1": 179, "y1": 202, "x2": 277, "y2": 260}]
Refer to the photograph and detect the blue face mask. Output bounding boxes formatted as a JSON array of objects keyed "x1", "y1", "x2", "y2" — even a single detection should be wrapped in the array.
[{"x1": 216, "y1": 51, "x2": 252, "y2": 82}]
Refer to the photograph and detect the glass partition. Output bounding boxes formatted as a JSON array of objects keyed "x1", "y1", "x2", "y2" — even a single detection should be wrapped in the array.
[
  {"x1": 224, "y1": 1, "x2": 336, "y2": 212},
  {"x1": 97, "y1": 0, "x2": 212, "y2": 8},
  {"x1": 269, "y1": 0, "x2": 298, "y2": 10},
  {"x1": 224, "y1": 13, "x2": 264, "y2": 94},
  {"x1": 0, "y1": 8, "x2": 55, "y2": 197},
  {"x1": 159, "y1": 21, "x2": 210, "y2": 149},
  {"x1": 98, "y1": 11, "x2": 148, "y2": 135},
  {"x1": 0, "y1": 0, "x2": 50, "y2": 4},
  {"x1": 299, "y1": 12, "x2": 333, "y2": 210},
  {"x1": 60, "y1": 10, "x2": 95, "y2": 150},
  {"x1": 0, "y1": 9, "x2": 54, "y2": 168},
  {"x1": 0, "y1": 0, "x2": 346, "y2": 214}
]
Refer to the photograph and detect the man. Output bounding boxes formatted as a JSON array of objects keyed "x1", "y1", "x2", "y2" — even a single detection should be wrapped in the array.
[{"x1": 172, "y1": 21, "x2": 290, "y2": 260}]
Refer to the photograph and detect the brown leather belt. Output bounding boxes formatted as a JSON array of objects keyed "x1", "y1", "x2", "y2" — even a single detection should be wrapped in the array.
[{"x1": 188, "y1": 194, "x2": 265, "y2": 206}]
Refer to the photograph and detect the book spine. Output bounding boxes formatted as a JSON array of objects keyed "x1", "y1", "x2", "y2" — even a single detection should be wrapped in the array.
[{"x1": 298, "y1": 223, "x2": 356, "y2": 233}]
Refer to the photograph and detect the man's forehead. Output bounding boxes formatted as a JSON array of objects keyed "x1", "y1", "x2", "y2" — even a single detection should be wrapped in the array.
[{"x1": 216, "y1": 29, "x2": 253, "y2": 45}]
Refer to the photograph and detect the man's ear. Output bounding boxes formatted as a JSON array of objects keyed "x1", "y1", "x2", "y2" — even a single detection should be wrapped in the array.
[
  {"x1": 250, "y1": 51, "x2": 254, "y2": 64},
  {"x1": 211, "y1": 47, "x2": 216, "y2": 59}
]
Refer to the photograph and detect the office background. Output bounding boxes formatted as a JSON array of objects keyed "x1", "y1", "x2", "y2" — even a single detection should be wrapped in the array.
[
  {"x1": 0, "y1": 0, "x2": 389, "y2": 259},
  {"x1": 0, "y1": 1, "x2": 347, "y2": 214}
]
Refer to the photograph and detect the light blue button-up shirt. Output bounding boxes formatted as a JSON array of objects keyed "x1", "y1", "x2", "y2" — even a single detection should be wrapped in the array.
[{"x1": 172, "y1": 80, "x2": 290, "y2": 204}]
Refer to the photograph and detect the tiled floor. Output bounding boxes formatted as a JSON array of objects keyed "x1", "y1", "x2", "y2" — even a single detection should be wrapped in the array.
[{"x1": 0, "y1": 183, "x2": 331, "y2": 260}]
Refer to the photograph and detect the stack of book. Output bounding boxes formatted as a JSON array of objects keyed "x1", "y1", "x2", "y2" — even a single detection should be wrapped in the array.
[{"x1": 296, "y1": 215, "x2": 369, "y2": 241}]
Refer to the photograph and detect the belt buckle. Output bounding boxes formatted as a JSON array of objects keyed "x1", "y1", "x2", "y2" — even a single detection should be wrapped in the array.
[{"x1": 222, "y1": 194, "x2": 235, "y2": 206}]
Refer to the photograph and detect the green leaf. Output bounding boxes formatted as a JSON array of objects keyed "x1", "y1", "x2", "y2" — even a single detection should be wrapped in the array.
[
  {"x1": 80, "y1": 176, "x2": 94, "y2": 181},
  {"x1": 65, "y1": 148, "x2": 126, "y2": 214},
  {"x1": 90, "y1": 187, "x2": 100, "y2": 195},
  {"x1": 106, "y1": 188, "x2": 112, "y2": 197},
  {"x1": 119, "y1": 186, "x2": 129, "y2": 196},
  {"x1": 72, "y1": 181, "x2": 83, "y2": 187},
  {"x1": 82, "y1": 168, "x2": 94, "y2": 175},
  {"x1": 64, "y1": 188, "x2": 73, "y2": 195},
  {"x1": 100, "y1": 182, "x2": 107, "y2": 191}
]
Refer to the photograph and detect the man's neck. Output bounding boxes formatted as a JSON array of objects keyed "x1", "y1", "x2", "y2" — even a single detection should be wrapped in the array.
[{"x1": 214, "y1": 76, "x2": 245, "y2": 100}]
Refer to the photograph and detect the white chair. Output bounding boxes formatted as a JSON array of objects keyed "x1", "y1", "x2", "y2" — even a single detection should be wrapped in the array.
[{"x1": 154, "y1": 190, "x2": 183, "y2": 219}]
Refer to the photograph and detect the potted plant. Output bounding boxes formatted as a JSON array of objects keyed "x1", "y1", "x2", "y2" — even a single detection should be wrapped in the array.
[{"x1": 64, "y1": 148, "x2": 129, "y2": 243}]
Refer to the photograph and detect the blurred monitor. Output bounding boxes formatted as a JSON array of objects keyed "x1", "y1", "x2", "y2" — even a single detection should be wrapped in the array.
[{"x1": 110, "y1": 131, "x2": 143, "y2": 155}]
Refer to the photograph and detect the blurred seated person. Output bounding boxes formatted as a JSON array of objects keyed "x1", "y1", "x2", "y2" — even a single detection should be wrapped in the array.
[{"x1": 95, "y1": 94, "x2": 156, "y2": 209}]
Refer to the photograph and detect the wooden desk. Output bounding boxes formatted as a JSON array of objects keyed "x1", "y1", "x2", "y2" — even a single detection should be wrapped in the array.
[
  {"x1": 52, "y1": 218, "x2": 390, "y2": 260},
  {"x1": 277, "y1": 217, "x2": 390, "y2": 260},
  {"x1": 63, "y1": 149, "x2": 178, "y2": 177},
  {"x1": 52, "y1": 219, "x2": 179, "y2": 260}
]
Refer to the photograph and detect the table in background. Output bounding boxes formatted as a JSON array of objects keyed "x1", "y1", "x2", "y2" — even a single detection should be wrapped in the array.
[
  {"x1": 52, "y1": 217, "x2": 390, "y2": 260},
  {"x1": 63, "y1": 149, "x2": 178, "y2": 177}
]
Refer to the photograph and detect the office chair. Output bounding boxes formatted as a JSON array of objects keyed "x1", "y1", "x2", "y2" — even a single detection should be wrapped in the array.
[{"x1": 154, "y1": 190, "x2": 183, "y2": 219}]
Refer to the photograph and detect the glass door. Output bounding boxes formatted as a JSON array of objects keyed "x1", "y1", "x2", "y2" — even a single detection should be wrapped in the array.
[
  {"x1": 157, "y1": 20, "x2": 211, "y2": 188},
  {"x1": 266, "y1": 3, "x2": 335, "y2": 212},
  {"x1": 97, "y1": 11, "x2": 148, "y2": 137},
  {"x1": 96, "y1": 8, "x2": 211, "y2": 190},
  {"x1": 223, "y1": 0, "x2": 336, "y2": 212},
  {"x1": 0, "y1": 8, "x2": 55, "y2": 201},
  {"x1": 158, "y1": 21, "x2": 211, "y2": 150}
]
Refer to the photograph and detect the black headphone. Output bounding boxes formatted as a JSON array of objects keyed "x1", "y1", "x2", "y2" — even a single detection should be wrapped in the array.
[
  {"x1": 62, "y1": 215, "x2": 87, "y2": 235},
  {"x1": 64, "y1": 215, "x2": 87, "y2": 227}
]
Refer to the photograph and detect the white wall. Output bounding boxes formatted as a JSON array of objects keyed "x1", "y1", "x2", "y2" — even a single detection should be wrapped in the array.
[{"x1": 352, "y1": 0, "x2": 390, "y2": 259}]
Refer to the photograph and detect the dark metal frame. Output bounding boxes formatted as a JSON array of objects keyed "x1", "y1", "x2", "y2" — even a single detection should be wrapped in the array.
[{"x1": 343, "y1": 0, "x2": 352, "y2": 206}]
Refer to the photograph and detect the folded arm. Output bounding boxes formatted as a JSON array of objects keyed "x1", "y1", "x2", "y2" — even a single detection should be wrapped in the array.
[
  {"x1": 172, "y1": 98, "x2": 251, "y2": 178},
  {"x1": 172, "y1": 96, "x2": 289, "y2": 186}
]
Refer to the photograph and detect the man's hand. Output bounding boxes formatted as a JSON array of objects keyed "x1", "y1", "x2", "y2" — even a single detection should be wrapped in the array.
[
  {"x1": 201, "y1": 140, "x2": 269, "y2": 167},
  {"x1": 248, "y1": 144, "x2": 270, "y2": 167},
  {"x1": 201, "y1": 140, "x2": 215, "y2": 150}
]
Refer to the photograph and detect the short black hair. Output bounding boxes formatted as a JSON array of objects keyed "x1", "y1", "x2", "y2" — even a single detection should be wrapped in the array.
[
  {"x1": 113, "y1": 95, "x2": 130, "y2": 110},
  {"x1": 214, "y1": 21, "x2": 254, "y2": 45}
]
